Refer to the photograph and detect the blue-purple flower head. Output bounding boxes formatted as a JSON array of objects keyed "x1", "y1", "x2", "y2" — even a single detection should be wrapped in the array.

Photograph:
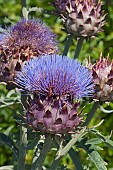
[
  {"x1": 16, "y1": 55, "x2": 94, "y2": 133},
  {"x1": 16, "y1": 54, "x2": 94, "y2": 99}
]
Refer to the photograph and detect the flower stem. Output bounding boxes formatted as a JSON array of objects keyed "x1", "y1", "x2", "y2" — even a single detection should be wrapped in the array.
[
  {"x1": 21, "y1": 0, "x2": 26, "y2": 8},
  {"x1": 83, "y1": 101, "x2": 99, "y2": 127},
  {"x1": 69, "y1": 149, "x2": 83, "y2": 170},
  {"x1": 62, "y1": 34, "x2": 73, "y2": 56},
  {"x1": 31, "y1": 134, "x2": 52, "y2": 170},
  {"x1": 17, "y1": 126, "x2": 27, "y2": 170},
  {"x1": 74, "y1": 37, "x2": 84, "y2": 59},
  {"x1": 49, "y1": 128, "x2": 86, "y2": 170}
]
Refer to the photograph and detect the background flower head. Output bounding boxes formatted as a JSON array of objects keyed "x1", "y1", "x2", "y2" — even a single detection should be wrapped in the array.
[
  {"x1": 0, "y1": 18, "x2": 58, "y2": 83},
  {"x1": 16, "y1": 54, "x2": 94, "y2": 134},
  {"x1": 87, "y1": 54, "x2": 113, "y2": 101},
  {"x1": 53, "y1": 0, "x2": 106, "y2": 38}
]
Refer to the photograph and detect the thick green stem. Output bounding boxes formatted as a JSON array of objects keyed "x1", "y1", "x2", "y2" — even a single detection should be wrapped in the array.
[
  {"x1": 83, "y1": 101, "x2": 99, "y2": 127},
  {"x1": 31, "y1": 134, "x2": 52, "y2": 170},
  {"x1": 17, "y1": 126, "x2": 27, "y2": 170},
  {"x1": 69, "y1": 149, "x2": 83, "y2": 170},
  {"x1": 21, "y1": 0, "x2": 28, "y2": 20},
  {"x1": 74, "y1": 37, "x2": 84, "y2": 59},
  {"x1": 63, "y1": 34, "x2": 73, "y2": 56},
  {"x1": 21, "y1": 0, "x2": 26, "y2": 8},
  {"x1": 49, "y1": 128, "x2": 86, "y2": 170}
]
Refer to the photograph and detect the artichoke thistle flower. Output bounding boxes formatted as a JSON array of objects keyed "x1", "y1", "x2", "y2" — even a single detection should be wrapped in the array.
[
  {"x1": 87, "y1": 54, "x2": 113, "y2": 101},
  {"x1": 53, "y1": 0, "x2": 106, "y2": 37},
  {"x1": 16, "y1": 54, "x2": 94, "y2": 134},
  {"x1": 0, "y1": 19, "x2": 58, "y2": 83}
]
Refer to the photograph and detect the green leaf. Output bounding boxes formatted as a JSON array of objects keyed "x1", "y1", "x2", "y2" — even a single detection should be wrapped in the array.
[
  {"x1": 0, "y1": 96, "x2": 20, "y2": 108},
  {"x1": 13, "y1": 112, "x2": 26, "y2": 123},
  {"x1": 86, "y1": 138, "x2": 102, "y2": 145},
  {"x1": 0, "y1": 165, "x2": 13, "y2": 170},
  {"x1": 104, "y1": 139, "x2": 113, "y2": 150},
  {"x1": 0, "y1": 132, "x2": 18, "y2": 159},
  {"x1": 87, "y1": 150, "x2": 107, "y2": 170},
  {"x1": 89, "y1": 129, "x2": 113, "y2": 150},
  {"x1": 22, "y1": 7, "x2": 28, "y2": 20},
  {"x1": 25, "y1": 136, "x2": 40, "y2": 150},
  {"x1": 78, "y1": 138, "x2": 107, "y2": 170}
]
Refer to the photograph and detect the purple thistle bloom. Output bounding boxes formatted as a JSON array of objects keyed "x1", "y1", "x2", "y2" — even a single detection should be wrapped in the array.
[
  {"x1": 0, "y1": 19, "x2": 58, "y2": 84},
  {"x1": 16, "y1": 54, "x2": 94, "y2": 133},
  {"x1": 0, "y1": 18, "x2": 58, "y2": 54},
  {"x1": 16, "y1": 54, "x2": 94, "y2": 98}
]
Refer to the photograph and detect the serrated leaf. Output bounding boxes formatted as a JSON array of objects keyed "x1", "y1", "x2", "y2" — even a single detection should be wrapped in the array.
[
  {"x1": 0, "y1": 165, "x2": 13, "y2": 170},
  {"x1": 89, "y1": 129, "x2": 113, "y2": 150},
  {"x1": 0, "y1": 133, "x2": 18, "y2": 159},
  {"x1": 81, "y1": 145, "x2": 107, "y2": 169},
  {"x1": 86, "y1": 138, "x2": 102, "y2": 145},
  {"x1": 78, "y1": 138, "x2": 107, "y2": 170},
  {"x1": 88, "y1": 150, "x2": 107, "y2": 170},
  {"x1": 91, "y1": 145, "x2": 103, "y2": 151},
  {"x1": 104, "y1": 139, "x2": 113, "y2": 150}
]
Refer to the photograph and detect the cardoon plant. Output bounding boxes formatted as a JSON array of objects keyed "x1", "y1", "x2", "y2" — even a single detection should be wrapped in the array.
[{"x1": 0, "y1": 0, "x2": 113, "y2": 170}]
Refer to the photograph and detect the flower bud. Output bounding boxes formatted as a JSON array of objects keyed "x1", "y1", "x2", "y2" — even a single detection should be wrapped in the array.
[
  {"x1": 53, "y1": 0, "x2": 106, "y2": 37},
  {"x1": 87, "y1": 54, "x2": 113, "y2": 101}
]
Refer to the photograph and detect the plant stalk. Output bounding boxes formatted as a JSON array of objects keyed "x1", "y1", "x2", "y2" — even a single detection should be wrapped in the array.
[
  {"x1": 21, "y1": 0, "x2": 26, "y2": 8},
  {"x1": 62, "y1": 34, "x2": 73, "y2": 56},
  {"x1": 69, "y1": 149, "x2": 83, "y2": 170},
  {"x1": 17, "y1": 126, "x2": 27, "y2": 170},
  {"x1": 74, "y1": 37, "x2": 84, "y2": 59},
  {"x1": 49, "y1": 127, "x2": 86, "y2": 170},
  {"x1": 83, "y1": 101, "x2": 99, "y2": 127},
  {"x1": 31, "y1": 134, "x2": 52, "y2": 170}
]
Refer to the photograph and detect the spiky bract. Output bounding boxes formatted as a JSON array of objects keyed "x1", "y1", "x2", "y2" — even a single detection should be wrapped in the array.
[
  {"x1": 53, "y1": 0, "x2": 106, "y2": 37},
  {"x1": 87, "y1": 54, "x2": 113, "y2": 101}
]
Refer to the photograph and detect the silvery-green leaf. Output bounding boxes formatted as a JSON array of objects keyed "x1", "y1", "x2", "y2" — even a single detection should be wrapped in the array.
[
  {"x1": 0, "y1": 165, "x2": 13, "y2": 170},
  {"x1": 0, "y1": 133, "x2": 18, "y2": 159}
]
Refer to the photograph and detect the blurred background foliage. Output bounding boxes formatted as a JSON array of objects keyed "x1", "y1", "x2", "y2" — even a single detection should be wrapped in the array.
[{"x1": 0, "y1": 0, "x2": 113, "y2": 169}]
